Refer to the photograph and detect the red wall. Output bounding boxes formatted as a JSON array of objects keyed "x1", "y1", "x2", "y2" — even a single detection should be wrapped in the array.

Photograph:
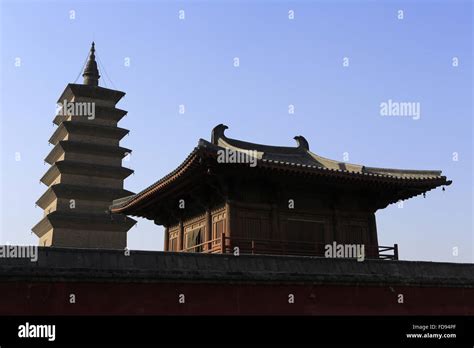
[{"x1": 0, "y1": 282, "x2": 472, "y2": 315}]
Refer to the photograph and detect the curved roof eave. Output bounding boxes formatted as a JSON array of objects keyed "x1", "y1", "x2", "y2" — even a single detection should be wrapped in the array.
[{"x1": 110, "y1": 124, "x2": 452, "y2": 214}]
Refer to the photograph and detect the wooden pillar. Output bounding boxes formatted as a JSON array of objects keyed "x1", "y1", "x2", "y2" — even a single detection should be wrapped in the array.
[
  {"x1": 225, "y1": 200, "x2": 232, "y2": 250},
  {"x1": 205, "y1": 209, "x2": 212, "y2": 251},
  {"x1": 221, "y1": 232, "x2": 226, "y2": 253},
  {"x1": 368, "y1": 212, "x2": 379, "y2": 258},
  {"x1": 164, "y1": 226, "x2": 169, "y2": 251},
  {"x1": 368, "y1": 212, "x2": 379, "y2": 247},
  {"x1": 271, "y1": 203, "x2": 279, "y2": 239},
  {"x1": 332, "y1": 207, "x2": 340, "y2": 244},
  {"x1": 177, "y1": 220, "x2": 184, "y2": 251}
]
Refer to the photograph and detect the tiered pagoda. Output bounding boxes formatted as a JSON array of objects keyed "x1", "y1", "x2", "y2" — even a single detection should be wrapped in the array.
[
  {"x1": 111, "y1": 124, "x2": 451, "y2": 259},
  {"x1": 32, "y1": 43, "x2": 136, "y2": 249}
]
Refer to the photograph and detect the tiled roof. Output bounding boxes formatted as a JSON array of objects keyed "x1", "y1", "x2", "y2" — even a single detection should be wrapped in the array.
[{"x1": 111, "y1": 124, "x2": 451, "y2": 213}]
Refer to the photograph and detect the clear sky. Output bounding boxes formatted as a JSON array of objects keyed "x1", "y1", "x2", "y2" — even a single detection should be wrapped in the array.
[{"x1": 0, "y1": 0, "x2": 472, "y2": 262}]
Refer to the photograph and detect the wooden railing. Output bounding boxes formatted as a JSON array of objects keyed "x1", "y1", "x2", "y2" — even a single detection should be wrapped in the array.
[
  {"x1": 182, "y1": 233, "x2": 399, "y2": 260},
  {"x1": 182, "y1": 237, "x2": 223, "y2": 254},
  {"x1": 377, "y1": 244, "x2": 399, "y2": 260}
]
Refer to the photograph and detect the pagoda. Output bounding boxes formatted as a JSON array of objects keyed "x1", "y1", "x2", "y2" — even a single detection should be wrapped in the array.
[{"x1": 32, "y1": 43, "x2": 136, "y2": 249}]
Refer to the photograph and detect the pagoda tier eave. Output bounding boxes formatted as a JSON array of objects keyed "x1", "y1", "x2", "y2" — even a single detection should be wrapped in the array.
[
  {"x1": 32, "y1": 211, "x2": 136, "y2": 238},
  {"x1": 40, "y1": 160, "x2": 134, "y2": 186},
  {"x1": 44, "y1": 140, "x2": 132, "y2": 165},
  {"x1": 36, "y1": 184, "x2": 135, "y2": 210},
  {"x1": 48, "y1": 121, "x2": 130, "y2": 146},
  {"x1": 57, "y1": 83, "x2": 125, "y2": 105},
  {"x1": 53, "y1": 105, "x2": 128, "y2": 126}
]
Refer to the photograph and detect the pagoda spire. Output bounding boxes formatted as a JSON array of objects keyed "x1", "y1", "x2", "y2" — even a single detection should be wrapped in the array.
[{"x1": 82, "y1": 42, "x2": 100, "y2": 86}]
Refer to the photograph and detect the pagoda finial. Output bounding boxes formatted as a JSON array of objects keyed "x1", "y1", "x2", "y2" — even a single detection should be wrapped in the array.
[{"x1": 82, "y1": 42, "x2": 100, "y2": 86}]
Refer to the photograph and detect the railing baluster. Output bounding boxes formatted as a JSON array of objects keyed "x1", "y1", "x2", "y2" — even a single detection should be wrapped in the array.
[{"x1": 220, "y1": 232, "x2": 226, "y2": 254}]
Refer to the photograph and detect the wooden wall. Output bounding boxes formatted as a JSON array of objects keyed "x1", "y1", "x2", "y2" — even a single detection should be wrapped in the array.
[
  {"x1": 229, "y1": 206, "x2": 374, "y2": 246},
  {"x1": 164, "y1": 174, "x2": 380, "y2": 253}
]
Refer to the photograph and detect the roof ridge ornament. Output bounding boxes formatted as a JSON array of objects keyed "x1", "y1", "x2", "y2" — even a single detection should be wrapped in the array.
[
  {"x1": 211, "y1": 124, "x2": 228, "y2": 145},
  {"x1": 293, "y1": 135, "x2": 309, "y2": 150},
  {"x1": 82, "y1": 42, "x2": 100, "y2": 86}
]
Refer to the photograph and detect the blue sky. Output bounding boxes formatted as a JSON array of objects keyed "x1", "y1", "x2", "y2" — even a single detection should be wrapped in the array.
[{"x1": 0, "y1": 0, "x2": 472, "y2": 262}]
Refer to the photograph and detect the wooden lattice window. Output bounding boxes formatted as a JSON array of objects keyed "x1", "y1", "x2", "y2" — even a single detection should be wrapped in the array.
[
  {"x1": 169, "y1": 238, "x2": 177, "y2": 252},
  {"x1": 185, "y1": 228, "x2": 203, "y2": 252},
  {"x1": 213, "y1": 220, "x2": 224, "y2": 245}
]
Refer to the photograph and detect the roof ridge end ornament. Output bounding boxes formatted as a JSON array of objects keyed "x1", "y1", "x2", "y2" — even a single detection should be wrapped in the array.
[
  {"x1": 211, "y1": 124, "x2": 228, "y2": 145},
  {"x1": 293, "y1": 135, "x2": 309, "y2": 150}
]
